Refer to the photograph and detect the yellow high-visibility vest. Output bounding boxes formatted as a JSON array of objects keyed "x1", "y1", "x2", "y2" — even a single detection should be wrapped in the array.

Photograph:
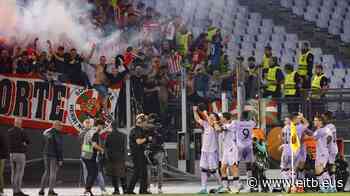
[
  {"x1": 177, "y1": 33, "x2": 189, "y2": 56},
  {"x1": 262, "y1": 54, "x2": 271, "y2": 69},
  {"x1": 266, "y1": 66, "x2": 281, "y2": 92},
  {"x1": 207, "y1": 27, "x2": 217, "y2": 42},
  {"x1": 284, "y1": 71, "x2": 297, "y2": 96},
  {"x1": 298, "y1": 51, "x2": 311, "y2": 76},
  {"x1": 311, "y1": 74, "x2": 325, "y2": 90}
]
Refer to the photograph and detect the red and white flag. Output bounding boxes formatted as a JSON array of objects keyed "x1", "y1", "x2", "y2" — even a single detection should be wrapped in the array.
[{"x1": 168, "y1": 52, "x2": 182, "y2": 74}]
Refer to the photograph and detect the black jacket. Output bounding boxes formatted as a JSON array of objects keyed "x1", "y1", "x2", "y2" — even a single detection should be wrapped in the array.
[
  {"x1": 8, "y1": 127, "x2": 30, "y2": 153},
  {"x1": 129, "y1": 126, "x2": 146, "y2": 153},
  {"x1": 42, "y1": 128, "x2": 63, "y2": 161},
  {"x1": 105, "y1": 130, "x2": 127, "y2": 162},
  {"x1": 0, "y1": 130, "x2": 9, "y2": 159}
]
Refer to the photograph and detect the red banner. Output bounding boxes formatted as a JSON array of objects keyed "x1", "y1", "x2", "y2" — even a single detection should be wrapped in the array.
[{"x1": 0, "y1": 74, "x2": 119, "y2": 134}]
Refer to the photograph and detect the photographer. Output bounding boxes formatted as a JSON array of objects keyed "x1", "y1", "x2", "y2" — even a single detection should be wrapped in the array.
[
  {"x1": 144, "y1": 114, "x2": 165, "y2": 194},
  {"x1": 126, "y1": 114, "x2": 151, "y2": 194}
]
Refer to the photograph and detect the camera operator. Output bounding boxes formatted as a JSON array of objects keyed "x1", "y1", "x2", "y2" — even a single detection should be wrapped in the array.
[
  {"x1": 144, "y1": 114, "x2": 165, "y2": 194},
  {"x1": 126, "y1": 114, "x2": 151, "y2": 194}
]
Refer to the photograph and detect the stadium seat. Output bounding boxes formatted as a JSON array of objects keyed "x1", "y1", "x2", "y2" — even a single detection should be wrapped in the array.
[
  {"x1": 341, "y1": 33, "x2": 350, "y2": 43},
  {"x1": 281, "y1": 0, "x2": 293, "y2": 8}
]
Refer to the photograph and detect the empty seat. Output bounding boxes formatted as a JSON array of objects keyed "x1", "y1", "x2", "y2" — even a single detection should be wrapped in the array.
[
  {"x1": 281, "y1": 0, "x2": 293, "y2": 8},
  {"x1": 240, "y1": 49, "x2": 254, "y2": 58},
  {"x1": 242, "y1": 35, "x2": 256, "y2": 43},
  {"x1": 294, "y1": 0, "x2": 307, "y2": 7},
  {"x1": 257, "y1": 33, "x2": 271, "y2": 42},
  {"x1": 273, "y1": 26, "x2": 286, "y2": 35},
  {"x1": 304, "y1": 9, "x2": 318, "y2": 22},
  {"x1": 249, "y1": 12, "x2": 262, "y2": 22},
  {"x1": 292, "y1": 6, "x2": 305, "y2": 16},
  {"x1": 284, "y1": 40, "x2": 297, "y2": 50},
  {"x1": 248, "y1": 18, "x2": 261, "y2": 27},
  {"x1": 246, "y1": 25, "x2": 259, "y2": 35},
  {"x1": 328, "y1": 25, "x2": 341, "y2": 35},
  {"x1": 341, "y1": 33, "x2": 350, "y2": 43},
  {"x1": 270, "y1": 41, "x2": 283, "y2": 52},
  {"x1": 322, "y1": 0, "x2": 336, "y2": 9},
  {"x1": 316, "y1": 17, "x2": 329, "y2": 28},
  {"x1": 262, "y1": 19, "x2": 273, "y2": 28},
  {"x1": 309, "y1": 0, "x2": 322, "y2": 8},
  {"x1": 233, "y1": 27, "x2": 245, "y2": 36},
  {"x1": 286, "y1": 33, "x2": 298, "y2": 42},
  {"x1": 255, "y1": 42, "x2": 269, "y2": 52},
  {"x1": 322, "y1": 55, "x2": 336, "y2": 67},
  {"x1": 271, "y1": 33, "x2": 285, "y2": 43},
  {"x1": 280, "y1": 55, "x2": 294, "y2": 65}
]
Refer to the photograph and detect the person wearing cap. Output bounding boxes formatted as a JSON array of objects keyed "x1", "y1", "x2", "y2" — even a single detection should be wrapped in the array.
[
  {"x1": 245, "y1": 57, "x2": 259, "y2": 100},
  {"x1": 126, "y1": 114, "x2": 150, "y2": 194},
  {"x1": 298, "y1": 42, "x2": 314, "y2": 88},
  {"x1": 263, "y1": 57, "x2": 284, "y2": 98},
  {"x1": 283, "y1": 64, "x2": 302, "y2": 113},
  {"x1": 261, "y1": 46, "x2": 272, "y2": 69}
]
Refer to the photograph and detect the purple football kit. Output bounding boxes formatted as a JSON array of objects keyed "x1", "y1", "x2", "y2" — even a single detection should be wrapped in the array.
[
  {"x1": 325, "y1": 123, "x2": 338, "y2": 164},
  {"x1": 221, "y1": 121, "x2": 238, "y2": 166},
  {"x1": 236, "y1": 120, "x2": 255, "y2": 162},
  {"x1": 200, "y1": 121, "x2": 219, "y2": 170},
  {"x1": 314, "y1": 127, "x2": 330, "y2": 168}
]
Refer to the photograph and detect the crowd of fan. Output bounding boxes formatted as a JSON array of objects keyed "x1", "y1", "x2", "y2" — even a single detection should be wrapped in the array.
[{"x1": 0, "y1": 0, "x2": 328, "y2": 121}]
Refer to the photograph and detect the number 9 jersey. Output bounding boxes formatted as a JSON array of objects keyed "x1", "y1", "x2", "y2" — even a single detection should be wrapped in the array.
[
  {"x1": 236, "y1": 120, "x2": 256, "y2": 148},
  {"x1": 235, "y1": 120, "x2": 256, "y2": 162}
]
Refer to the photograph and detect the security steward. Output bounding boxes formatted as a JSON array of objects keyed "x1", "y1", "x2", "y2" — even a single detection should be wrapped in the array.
[
  {"x1": 127, "y1": 114, "x2": 151, "y2": 194},
  {"x1": 207, "y1": 26, "x2": 218, "y2": 42},
  {"x1": 177, "y1": 27, "x2": 191, "y2": 57},
  {"x1": 263, "y1": 57, "x2": 284, "y2": 98},
  {"x1": 298, "y1": 42, "x2": 314, "y2": 89},
  {"x1": 311, "y1": 64, "x2": 328, "y2": 116},
  {"x1": 261, "y1": 46, "x2": 272, "y2": 69},
  {"x1": 283, "y1": 64, "x2": 301, "y2": 113},
  {"x1": 311, "y1": 64, "x2": 328, "y2": 98}
]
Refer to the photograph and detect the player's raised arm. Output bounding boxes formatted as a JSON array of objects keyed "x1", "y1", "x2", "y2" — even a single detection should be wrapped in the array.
[
  {"x1": 193, "y1": 106, "x2": 204, "y2": 126},
  {"x1": 202, "y1": 110, "x2": 211, "y2": 124},
  {"x1": 298, "y1": 112, "x2": 310, "y2": 130}
]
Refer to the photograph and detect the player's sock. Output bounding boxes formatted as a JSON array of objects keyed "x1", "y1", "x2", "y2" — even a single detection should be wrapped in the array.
[
  {"x1": 214, "y1": 170, "x2": 222, "y2": 186},
  {"x1": 329, "y1": 164, "x2": 336, "y2": 190},
  {"x1": 317, "y1": 171, "x2": 330, "y2": 190},
  {"x1": 222, "y1": 177, "x2": 228, "y2": 188},
  {"x1": 201, "y1": 171, "x2": 208, "y2": 190},
  {"x1": 297, "y1": 169, "x2": 305, "y2": 180},
  {"x1": 247, "y1": 170, "x2": 252, "y2": 178},
  {"x1": 322, "y1": 171, "x2": 331, "y2": 190},
  {"x1": 232, "y1": 177, "x2": 240, "y2": 189},
  {"x1": 281, "y1": 169, "x2": 290, "y2": 180},
  {"x1": 227, "y1": 176, "x2": 233, "y2": 189},
  {"x1": 331, "y1": 174, "x2": 336, "y2": 188}
]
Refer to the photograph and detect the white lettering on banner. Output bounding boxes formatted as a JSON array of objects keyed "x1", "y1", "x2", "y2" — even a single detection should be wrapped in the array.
[{"x1": 0, "y1": 75, "x2": 119, "y2": 133}]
